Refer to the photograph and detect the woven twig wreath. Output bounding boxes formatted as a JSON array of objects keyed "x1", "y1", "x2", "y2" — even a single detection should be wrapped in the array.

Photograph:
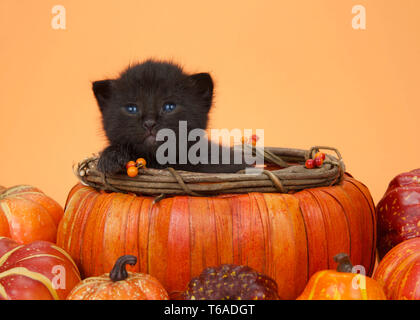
[{"x1": 74, "y1": 145, "x2": 346, "y2": 197}]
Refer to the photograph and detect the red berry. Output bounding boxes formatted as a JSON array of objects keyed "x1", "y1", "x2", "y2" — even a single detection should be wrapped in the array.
[
  {"x1": 126, "y1": 161, "x2": 136, "y2": 169},
  {"x1": 314, "y1": 156, "x2": 324, "y2": 167},
  {"x1": 305, "y1": 159, "x2": 315, "y2": 169},
  {"x1": 314, "y1": 152, "x2": 326, "y2": 161},
  {"x1": 136, "y1": 158, "x2": 147, "y2": 167},
  {"x1": 250, "y1": 134, "x2": 259, "y2": 146},
  {"x1": 127, "y1": 166, "x2": 139, "y2": 177}
]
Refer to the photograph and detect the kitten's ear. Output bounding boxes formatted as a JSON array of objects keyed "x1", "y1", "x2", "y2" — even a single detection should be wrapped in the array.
[
  {"x1": 188, "y1": 73, "x2": 214, "y2": 102},
  {"x1": 92, "y1": 79, "x2": 114, "y2": 112}
]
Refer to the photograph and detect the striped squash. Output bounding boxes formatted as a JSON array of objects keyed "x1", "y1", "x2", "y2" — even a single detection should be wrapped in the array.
[
  {"x1": 0, "y1": 185, "x2": 63, "y2": 244},
  {"x1": 0, "y1": 237, "x2": 81, "y2": 300},
  {"x1": 57, "y1": 174, "x2": 376, "y2": 299},
  {"x1": 374, "y1": 237, "x2": 420, "y2": 300}
]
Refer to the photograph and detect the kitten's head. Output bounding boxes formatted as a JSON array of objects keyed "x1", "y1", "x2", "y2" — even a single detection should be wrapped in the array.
[{"x1": 93, "y1": 59, "x2": 213, "y2": 154}]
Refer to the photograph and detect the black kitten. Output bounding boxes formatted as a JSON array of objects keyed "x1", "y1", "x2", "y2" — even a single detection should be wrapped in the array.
[{"x1": 93, "y1": 59, "x2": 248, "y2": 174}]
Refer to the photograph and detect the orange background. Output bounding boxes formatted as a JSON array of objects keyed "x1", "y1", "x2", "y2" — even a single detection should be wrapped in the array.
[{"x1": 0, "y1": 0, "x2": 419, "y2": 207}]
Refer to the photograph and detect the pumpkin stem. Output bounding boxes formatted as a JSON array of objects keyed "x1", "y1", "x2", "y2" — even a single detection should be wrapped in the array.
[
  {"x1": 109, "y1": 255, "x2": 137, "y2": 282},
  {"x1": 334, "y1": 253, "x2": 353, "y2": 273}
]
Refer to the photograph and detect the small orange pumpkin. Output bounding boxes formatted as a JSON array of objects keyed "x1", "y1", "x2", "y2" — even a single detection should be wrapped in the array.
[
  {"x1": 297, "y1": 253, "x2": 387, "y2": 300},
  {"x1": 0, "y1": 185, "x2": 63, "y2": 243},
  {"x1": 373, "y1": 237, "x2": 420, "y2": 300},
  {"x1": 67, "y1": 255, "x2": 169, "y2": 300}
]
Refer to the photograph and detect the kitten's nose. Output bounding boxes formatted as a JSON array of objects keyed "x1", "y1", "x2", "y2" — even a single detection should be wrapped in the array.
[{"x1": 143, "y1": 119, "x2": 157, "y2": 131}]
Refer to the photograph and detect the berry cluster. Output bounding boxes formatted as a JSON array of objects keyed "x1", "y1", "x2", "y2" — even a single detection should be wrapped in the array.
[
  {"x1": 125, "y1": 158, "x2": 147, "y2": 177},
  {"x1": 305, "y1": 152, "x2": 326, "y2": 169},
  {"x1": 241, "y1": 134, "x2": 259, "y2": 146},
  {"x1": 183, "y1": 264, "x2": 280, "y2": 300}
]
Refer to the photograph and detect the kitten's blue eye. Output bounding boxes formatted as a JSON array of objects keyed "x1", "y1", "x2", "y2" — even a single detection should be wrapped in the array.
[
  {"x1": 124, "y1": 104, "x2": 138, "y2": 114},
  {"x1": 162, "y1": 102, "x2": 177, "y2": 113}
]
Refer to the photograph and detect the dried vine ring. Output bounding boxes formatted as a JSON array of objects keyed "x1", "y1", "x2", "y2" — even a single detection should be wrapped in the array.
[{"x1": 183, "y1": 264, "x2": 280, "y2": 300}]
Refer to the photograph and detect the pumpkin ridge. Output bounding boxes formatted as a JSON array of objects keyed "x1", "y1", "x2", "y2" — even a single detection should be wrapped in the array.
[
  {"x1": 295, "y1": 190, "x2": 329, "y2": 277},
  {"x1": 254, "y1": 193, "x2": 272, "y2": 277},
  {"x1": 337, "y1": 184, "x2": 368, "y2": 272},
  {"x1": 137, "y1": 197, "x2": 149, "y2": 275},
  {"x1": 122, "y1": 196, "x2": 140, "y2": 273},
  {"x1": 342, "y1": 179, "x2": 377, "y2": 275},
  {"x1": 98, "y1": 193, "x2": 118, "y2": 276},
  {"x1": 51, "y1": 244, "x2": 80, "y2": 274},
  {"x1": 209, "y1": 198, "x2": 219, "y2": 267},
  {"x1": 82, "y1": 192, "x2": 108, "y2": 276},
  {"x1": 146, "y1": 199, "x2": 155, "y2": 275},
  {"x1": 62, "y1": 187, "x2": 90, "y2": 256},
  {"x1": 132, "y1": 197, "x2": 143, "y2": 273},
  {"x1": 0, "y1": 245, "x2": 23, "y2": 269},
  {"x1": 0, "y1": 186, "x2": 37, "y2": 200},
  {"x1": 251, "y1": 193, "x2": 268, "y2": 273},
  {"x1": 75, "y1": 190, "x2": 99, "y2": 275},
  {"x1": 396, "y1": 258, "x2": 417, "y2": 299},
  {"x1": 345, "y1": 179, "x2": 377, "y2": 261},
  {"x1": 119, "y1": 195, "x2": 136, "y2": 270},
  {"x1": 295, "y1": 194, "x2": 311, "y2": 284},
  {"x1": 386, "y1": 251, "x2": 419, "y2": 299},
  {"x1": 306, "y1": 189, "x2": 331, "y2": 269},
  {"x1": 14, "y1": 254, "x2": 65, "y2": 264},
  {"x1": 319, "y1": 188, "x2": 353, "y2": 264}
]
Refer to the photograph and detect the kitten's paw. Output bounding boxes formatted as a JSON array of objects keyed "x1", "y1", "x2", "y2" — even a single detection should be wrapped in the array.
[{"x1": 97, "y1": 147, "x2": 131, "y2": 174}]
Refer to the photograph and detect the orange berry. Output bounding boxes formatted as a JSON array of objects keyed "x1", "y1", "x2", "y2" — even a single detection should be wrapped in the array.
[
  {"x1": 126, "y1": 161, "x2": 136, "y2": 169},
  {"x1": 127, "y1": 166, "x2": 139, "y2": 177},
  {"x1": 136, "y1": 158, "x2": 147, "y2": 167},
  {"x1": 314, "y1": 152, "x2": 326, "y2": 161}
]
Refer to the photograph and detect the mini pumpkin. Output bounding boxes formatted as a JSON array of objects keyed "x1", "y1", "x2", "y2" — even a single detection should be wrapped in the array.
[
  {"x1": 0, "y1": 237, "x2": 81, "y2": 300},
  {"x1": 0, "y1": 185, "x2": 63, "y2": 243},
  {"x1": 297, "y1": 253, "x2": 387, "y2": 300},
  {"x1": 67, "y1": 255, "x2": 169, "y2": 300},
  {"x1": 373, "y1": 237, "x2": 420, "y2": 300}
]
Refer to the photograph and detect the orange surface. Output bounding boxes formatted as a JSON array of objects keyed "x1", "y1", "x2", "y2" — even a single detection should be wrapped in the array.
[{"x1": 0, "y1": 0, "x2": 419, "y2": 206}]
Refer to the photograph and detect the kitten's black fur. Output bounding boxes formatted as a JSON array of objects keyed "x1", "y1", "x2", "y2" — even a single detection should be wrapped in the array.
[{"x1": 93, "y1": 59, "x2": 248, "y2": 174}]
